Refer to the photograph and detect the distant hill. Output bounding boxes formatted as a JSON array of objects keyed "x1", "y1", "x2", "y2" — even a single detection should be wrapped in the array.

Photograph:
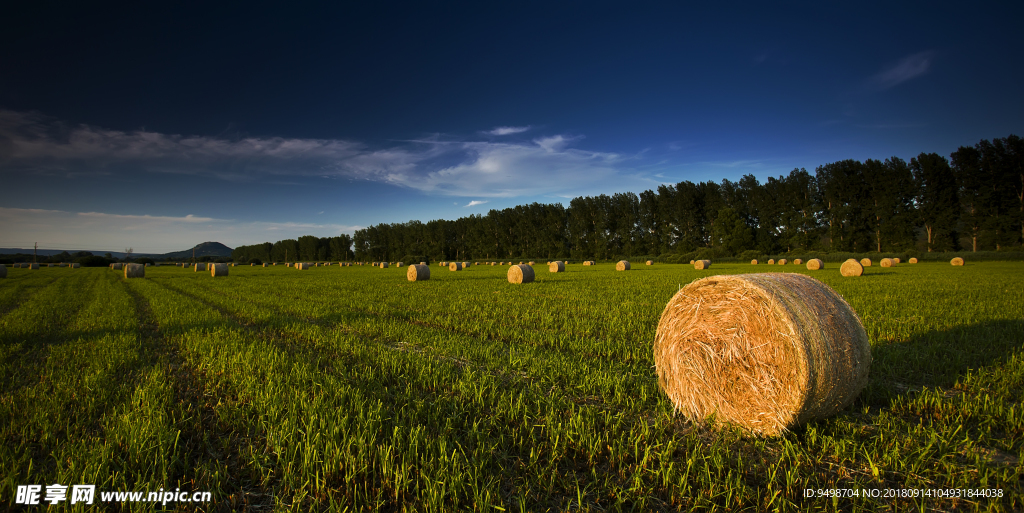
[
  {"x1": 0, "y1": 241, "x2": 234, "y2": 260},
  {"x1": 159, "y1": 241, "x2": 234, "y2": 259}
]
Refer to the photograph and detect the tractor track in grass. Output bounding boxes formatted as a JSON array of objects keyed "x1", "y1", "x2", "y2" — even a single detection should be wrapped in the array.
[
  {"x1": 122, "y1": 280, "x2": 280, "y2": 512},
  {"x1": 0, "y1": 273, "x2": 65, "y2": 321}
]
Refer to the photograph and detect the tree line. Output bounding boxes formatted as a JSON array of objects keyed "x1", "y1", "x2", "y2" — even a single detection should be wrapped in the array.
[{"x1": 232, "y1": 135, "x2": 1023, "y2": 263}]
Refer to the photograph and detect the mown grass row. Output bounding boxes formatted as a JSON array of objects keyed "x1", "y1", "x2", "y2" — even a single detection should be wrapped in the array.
[{"x1": 1, "y1": 262, "x2": 1021, "y2": 511}]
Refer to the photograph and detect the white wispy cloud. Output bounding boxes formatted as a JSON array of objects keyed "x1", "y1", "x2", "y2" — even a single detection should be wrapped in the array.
[
  {"x1": 0, "y1": 207, "x2": 360, "y2": 254},
  {"x1": 868, "y1": 51, "x2": 934, "y2": 90},
  {"x1": 0, "y1": 110, "x2": 660, "y2": 198},
  {"x1": 464, "y1": 200, "x2": 488, "y2": 207},
  {"x1": 486, "y1": 126, "x2": 531, "y2": 135}
]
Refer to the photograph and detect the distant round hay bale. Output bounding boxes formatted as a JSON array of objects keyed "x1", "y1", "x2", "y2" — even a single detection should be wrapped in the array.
[
  {"x1": 690, "y1": 260, "x2": 695, "y2": 265},
  {"x1": 778, "y1": 259, "x2": 788, "y2": 265},
  {"x1": 124, "y1": 263, "x2": 145, "y2": 279},
  {"x1": 528, "y1": 261, "x2": 535, "y2": 266},
  {"x1": 407, "y1": 264, "x2": 430, "y2": 281},
  {"x1": 463, "y1": 262, "x2": 469, "y2": 268},
  {"x1": 296, "y1": 262, "x2": 309, "y2": 270},
  {"x1": 262, "y1": 263, "x2": 268, "y2": 267},
  {"x1": 583, "y1": 261, "x2": 591, "y2": 266},
  {"x1": 616, "y1": 260, "x2": 631, "y2": 271},
  {"x1": 420, "y1": 261, "x2": 427, "y2": 265},
  {"x1": 646, "y1": 260, "x2": 653, "y2": 265},
  {"x1": 951, "y1": 257, "x2": 964, "y2": 266},
  {"x1": 860, "y1": 258, "x2": 872, "y2": 267},
  {"x1": 380, "y1": 262, "x2": 389, "y2": 269},
  {"x1": 70, "y1": 263, "x2": 80, "y2": 269},
  {"x1": 508, "y1": 264, "x2": 535, "y2": 284},
  {"x1": 794, "y1": 259, "x2": 803, "y2": 265},
  {"x1": 893, "y1": 258, "x2": 901, "y2": 264},
  {"x1": 694, "y1": 260, "x2": 711, "y2": 270},
  {"x1": 111, "y1": 263, "x2": 123, "y2": 270},
  {"x1": 840, "y1": 259, "x2": 863, "y2": 277},
  {"x1": 490, "y1": 262, "x2": 496, "y2": 266},
  {"x1": 549, "y1": 261, "x2": 565, "y2": 273},
  {"x1": 879, "y1": 258, "x2": 894, "y2": 268},
  {"x1": 0, "y1": 264, "x2": 6, "y2": 278},
  {"x1": 211, "y1": 263, "x2": 229, "y2": 277},
  {"x1": 194, "y1": 263, "x2": 206, "y2": 272},
  {"x1": 654, "y1": 273, "x2": 871, "y2": 435},
  {"x1": 396, "y1": 262, "x2": 404, "y2": 267},
  {"x1": 909, "y1": 257, "x2": 918, "y2": 264},
  {"x1": 767, "y1": 259, "x2": 775, "y2": 265},
  {"x1": 449, "y1": 262, "x2": 462, "y2": 271},
  {"x1": 806, "y1": 259, "x2": 824, "y2": 270},
  {"x1": 751, "y1": 259, "x2": 758, "y2": 265}
]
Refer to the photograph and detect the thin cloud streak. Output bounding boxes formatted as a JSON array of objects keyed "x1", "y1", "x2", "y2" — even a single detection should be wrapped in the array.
[
  {"x1": 486, "y1": 126, "x2": 531, "y2": 135},
  {"x1": 0, "y1": 109, "x2": 660, "y2": 198},
  {"x1": 0, "y1": 207, "x2": 361, "y2": 253},
  {"x1": 868, "y1": 51, "x2": 934, "y2": 90},
  {"x1": 464, "y1": 200, "x2": 488, "y2": 207}
]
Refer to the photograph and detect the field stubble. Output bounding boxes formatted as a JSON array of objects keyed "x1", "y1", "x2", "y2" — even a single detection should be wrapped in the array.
[{"x1": 0, "y1": 262, "x2": 1021, "y2": 511}]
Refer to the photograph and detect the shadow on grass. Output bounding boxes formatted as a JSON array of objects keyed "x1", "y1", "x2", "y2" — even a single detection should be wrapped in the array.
[{"x1": 860, "y1": 318, "x2": 1024, "y2": 406}]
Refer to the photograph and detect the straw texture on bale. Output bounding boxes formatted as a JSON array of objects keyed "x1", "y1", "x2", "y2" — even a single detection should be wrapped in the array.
[
  {"x1": 778, "y1": 259, "x2": 788, "y2": 265},
  {"x1": 879, "y1": 258, "x2": 895, "y2": 268},
  {"x1": 840, "y1": 259, "x2": 863, "y2": 277},
  {"x1": 124, "y1": 263, "x2": 145, "y2": 279},
  {"x1": 646, "y1": 260, "x2": 653, "y2": 265},
  {"x1": 616, "y1": 260, "x2": 631, "y2": 271},
  {"x1": 694, "y1": 260, "x2": 711, "y2": 270},
  {"x1": 767, "y1": 259, "x2": 775, "y2": 265},
  {"x1": 690, "y1": 260, "x2": 695, "y2": 264},
  {"x1": 654, "y1": 273, "x2": 871, "y2": 436},
  {"x1": 806, "y1": 259, "x2": 824, "y2": 270},
  {"x1": 420, "y1": 262, "x2": 427, "y2": 265},
  {"x1": 549, "y1": 261, "x2": 565, "y2": 273},
  {"x1": 211, "y1": 263, "x2": 229, "y2": 277},
  {"x1": 951, "y1": 257, "x2": 964, "y2": 266},
  {"x1": 751, "y1": 260, "x2": 758, "y2": 265},
  {"x1": 507, "y1": 264, "x2": 535, "y2": 284},
  {"x1": 909, "y1": 258, "x2": 918, "y2": 264},
  {"x1": 407, "y1": 264, "x2": 430, "y2": 281},
  {"x1": 583, "y1": 261, "x2": 592, "y2": 266},
  {"x1": 449, "y1": 262, "x2": 462, "y2": 271},
  {"x1": 794, "y1": 259, "x2": 803, "y2": 265},
  {"x1": 860, "y1": 258, "x2": 872, "y2": 267},
  {"x1": 0, "y1": 264, "x2": 5, "y2": 278},
  {"x1": 194, "y1": 263, "x2": 206, "y2": 272}
]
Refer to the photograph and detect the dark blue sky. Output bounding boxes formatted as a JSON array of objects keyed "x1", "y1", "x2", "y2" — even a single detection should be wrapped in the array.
[{"x1": 1, "y1": 2, "x2": 1021, "y2": 252}]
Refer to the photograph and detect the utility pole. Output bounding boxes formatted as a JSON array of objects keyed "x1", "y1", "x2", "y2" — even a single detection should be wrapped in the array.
[{"x1": 34, "y1": 242, "x2": 37, "y2": 263}]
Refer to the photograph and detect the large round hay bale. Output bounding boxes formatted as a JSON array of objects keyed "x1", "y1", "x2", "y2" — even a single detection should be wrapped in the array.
[
  {"x1": 694, "y1": 260, "x2": 711, "y2": 270},
  {"x1": 111, "y1": 263, "x2": 122, "y2": 270},
  {"x1": 70, "y1": 263, "x2": 80, "y2": 269},
  {"x1": 860, "y1": 258, "x2": 872, "y2": 267},
  {"x1": 840, "y1": 259, "x2": 863, "y2": 277},
  {"x1": 211, "y1": 263, "x2": 229, "y2": 277},
  {"x1": 806, "y1": 259, "x2": 824, "y2": 270},
  {"x1": 646, "y1": 260, "x2": 653, "y2": 265},
  {"x1": 449, "y1": 262, "x2": 462, "y2": 271},
  {"x1": 794, "y1": 259, "x2": 803, "y2": 265},
  {"x1": 767, "y1": 259, "x2": 775, "y2": 265},
  {"x1": 951, "y1": 257, "x2": 964, "y2": 266},
  {"x1": 879, "y1": 258, "x2": 894, "y2": 268},
  {"x1": 407, "y1": 264, "x2": 430, "y2": 281},
  {"x1": 549, "y1": 261, "x2": 565, "y2": 273},
  {"x1": 908, "y1": 257, "x2": 918, "y2": 264},
  {"x1": 751, "y1": 259, "x2": 758, "y2": 265},
  {"x1": 508, "y1": 264, "x2": 534, "y2": 284},
  {"x1": 0, "y1": 264, "x2": 6, "y2": 278},
  {"x1": 124, "y1": 263, "x2": 145, "y2": 279},
  {"x1": 616, "y1": 260, "x2": 631, "y2": 271},
  {"x1": 654, "y1": 273, "x2": 871, "y2": 435},
  {"x1": 893, "y1": 258, "x2": 901, "y2": 264},
  {"x1": 778, "y1": 259, "x2": 788, "y2": 265},
  {"x1": 194, "y1": 263, "x2": 206, "y2": 272}
]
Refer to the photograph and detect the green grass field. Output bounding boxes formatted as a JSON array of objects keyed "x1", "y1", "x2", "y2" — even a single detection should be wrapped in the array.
[{"x1": 1, "y1": 261, "x2": 1022, "y2": 511}]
